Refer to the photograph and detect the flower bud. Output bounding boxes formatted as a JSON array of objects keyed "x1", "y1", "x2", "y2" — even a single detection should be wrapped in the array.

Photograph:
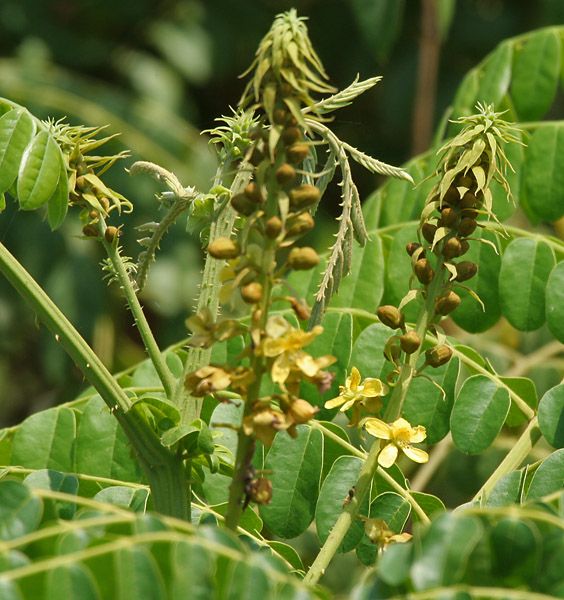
[
  {"x1": 76, "y1": 175, "x2": 89, "y2": 191},
  {"x1": 439, "y1": 207, "x2": 459, "y2": 228},
  {"x1": 288, "y1": 399, "x2": 318, "y2": 424},
  {"x1": 244, "y1": 182, "x2": 264, "y2": 204},
  {"x1": 455, "y1": 261, "x2": 478, "y2": 282},
  {"x1": 289, "y1": 297, "x2": 311, "y2": 321},
  {"x1": 286, "y1": 212, "x2": 315, "y2": 237},
  {"x1": 82, "y1": 224, "x2": 99, "y2": 238},
  {"x1": 249, "y1": 146, "x2": 265, "y2": 166},
  {"x1": 276, "y1": 163, "x2": 297, "y2": 186},
  {"x1": 104, "y1": 226, "x2": 120, "y2": 243},
  {"x1": 400, "y1": 331, "x2": 421, "y2": 354},
  {"x1": 460, "y1": 191, "x2": 479, "y2": 208},
  {"x1": 377, "y1": 305, "x2": 404, "y2": 330},
  {"x1": 406, "y1": 242, "x2": 421, "y2": 256},
  {"x1": 443, "y1": 186, "x2": 461, "y2": 206},
  {"x1": 435, "y1": 291, "x2": 461, "y2": 315},
  {"x1": 459, "y1": 239, "x2": 470, "y2": 256},
  {"x1": 442, "y1": 237, "x2": 463, "y2": 259},
  {"x1": 425, "y1": 345, "x2": 453, "y2": 368},
  {"x1": 288, "y1": 246, "x2": 320, "y2": 270},
  {"x1": 458, "y1": 218, "x2": 477, "y2": 237},
  {"x1": 230, "y1": 193, "x2": 255, "y2": 216},
  {"x1": 248, "y1": 477, "x2": 272, "y2": 505},
  {"x1": 455, "y1": 174, "x2": 475, "y2": 189},
  {"x1": 265, "y1": 216, "x2": 283, "y2": 238},
  {"x1": 421, "y1": 223, "x2": 437, "y2": 244},
  {"x1": 272, "y1": 108, "x2": 287, "y2": 125},
  {"x1": 241, "y1": 282, "x2": 263, "y2": 304},
  {"x1": 289, "y1": 184, "x2": 320, "y2": 209},
  {"x1": 286, "y1": 143, "x2": 310, "y2": 164},
  {"x1": 414, "y1": 258, "x2": 435, "y2": 284},
  {"x1": 282, "y1": 126, "x2": 302, "y2": 146},
  {"x1": 207, "y1": 237, "x2": 240, "y2": 259}
]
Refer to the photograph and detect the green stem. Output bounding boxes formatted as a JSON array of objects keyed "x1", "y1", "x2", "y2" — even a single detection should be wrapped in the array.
[
  {"x1": 473, "y1": 417, "x2": 541, "y2": 502},
  {"x1": 175, "y1": 162, "x2": 252, "y2": 423},
  {"x1": 0, "y1": 242, "x2": 189, "y2": 520},
  {"x1": 100, "y1": 224, "x2": 176, "y2": 400}
]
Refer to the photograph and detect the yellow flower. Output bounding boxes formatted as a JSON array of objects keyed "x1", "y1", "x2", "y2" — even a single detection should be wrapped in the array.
[
  {"x1": 324, "y1": 367, "x2": 386, "y2": 412},
  {"x1": 262, "y1": 316, "x2": 323, "y2": 384},
  {"x1": 363, "y1": 518, "x2": 412, "y2": 549},
  {"x1": 363, "y1": 417, "x2": 429, "y2": 468}
]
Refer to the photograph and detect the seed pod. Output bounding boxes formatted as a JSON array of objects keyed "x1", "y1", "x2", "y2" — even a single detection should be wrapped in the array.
[
  {"x1": 265, "y1": 216, "x2": 283, "y2": 238},
  {"x1": 414, "y1": 258, "x2": 435, "y2": 285},
  {"x1": 421, "y1": 223, "x2": 437, "y2": 244},
  {"x1": 272, "y1": 108, "x2": 287, "y2": 125},
  {"x1": 231, "y1": 193, "x2": 255, "y2": 216},
  {"x1": 439, "y1": 207, "x2": 459, "y2": 228},
  {"x1": 104, "y1": 226, "x2": 120, "y2": 243},
  {"x1": 400, "y1": 331, "x2": 421, "y2": 354},
  {"x1": 406, "y1": 242, "x2": 421, "y2": 256},
  {"x1": 286, "y1": 143, "x2": 310, "y2": 164},
  {"x1": 442, "y1": 237, "x2": 463, "y2": 259},
  {"x1": 82, "y1": 224, "x2": 99, "y2": 238},
  {"x1": 455, "y1": 261, "x2": 478, "y2": 282},
  {"x1": 425, "y1": 345, "x2": 453, "y2": 368},
  {"x1": 458, "y1": 218, "x2": 477, "y2": 237},
  {"x1": 244, "y1": 182, "x2": 264, "y2": 204},
  {"x1": 207, "y1": 237, "x2": 240, "y2": 259},
  {"x1": 241, "y1": 282, "x2": 263, "y2": 304},
  {"x1": 289, "y1": 184, "x2": 320, "y2": 209},
  {"x1": 276, "y1": 163, "x2": 297, "y2": 186},
  {"x1": 288, "y1": 246, "x2": 320, "y2": 270},
  {"x1": 435, "y1": 291, "x2": 461, "y2": 316},
  {"x1": 377, "y1": 305, "x2": 405, "y2": 330},
  {"x1": 282, "y1": 126, "x2": 302, "y2": 145},
  {"x1": 286, "y1": 212, "x2": 315, "y2": 237}
]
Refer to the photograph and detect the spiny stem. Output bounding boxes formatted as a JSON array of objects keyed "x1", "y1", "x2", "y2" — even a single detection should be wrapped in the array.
[
  {"x1": 100, "y1": 222, "x2": 176, "y2": 400},
  {"x1": 473, "y1": 417, "x2": 541, "y2": 502}
]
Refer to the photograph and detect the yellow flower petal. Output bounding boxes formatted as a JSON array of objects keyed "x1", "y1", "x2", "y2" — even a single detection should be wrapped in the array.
[
  {"x1": 402, "y1": 445, "x2": 429, "y2": 464},
  {"x1": 265, "y1": 316, "x2": 290, "y2": 339},
  {"x1": 347, "y1": 367, "x2": 361, "y2": 391},
  {"x1": 391, "y1": 417, "x2": 412, "y2": 430},
  {"x1": 340, "y1": 397, "x2": 359, "y2": 412},
  {"x1": 271, "y1": 354, "x2": 291, "y2": 384},
  {"x1": 263, "y1": 338, "x2": 286, "y2": 357},
  {"x1": 389, "y1": 532, "x2": 412, "y2": 544},
  {"x1": 364, "y1": 418, "x2": 392, "y2": 440},
  {"x1": 361, "y1": 378, "x2": 386, "y2": 397},
  {"x1": 296, "y1": 353, "x2": 320, "y2": 377},
  {"x1": 378, "y1": 443, "x2": 398, "y2": 468},
  {"x1": 409, "y1": 425, "x2": 427, "y2": 444},
  {"x1": 324, "y1": 395, "x2": 346, "y2": 409}
]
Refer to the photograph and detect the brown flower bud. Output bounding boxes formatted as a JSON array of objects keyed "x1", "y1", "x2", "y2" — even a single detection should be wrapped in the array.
[
  {"x1": 442, "y1": 237, "x2": 463, "y2": 259},
  {"x1": 244, "y1": 182, "x2": 264, "y2": 204},
  {"x1": 241, "y1": 282, "x2": 263, "y2": 304},
  {"x1": 88, "y1": 209, "x2": 99, "y2": 220},
  {"x1": 414, "y1": 258, "x2": 435, "y2": 284},
  {"x1": 455, "y1": 261, "x2": 478, "y2": 282},
  {"x1": 249, "y1": 147, "x2": 265, "y2": 167},
  {"x1": 288, "y1": 246, "x2": 320, "y2": 270},
  {"x1": 455, "y1": 174, "x2": 475, "y2": 189},
  {"x1": 439, "y1": 207, "x2": 459, "y2": 228},
  {"x1": 458, "y1": 218, "x2": 477, "y2": 237},
  {"x1": 377, "y1": 305, "x2": 405, "y2": 330},
  {"x1": 265, "y1": 216, "x2": 283, "y2": 238},
  {"x1": 248, "y1": 477, "x2": 273, "y2": 505},
  {"x1": 276, "y1": 163, "x2": 297, "y2": 186},
  {"x1": 460, "y1": 191, "x2": 478, "y2": 208},
  {"x1": 459, "y1": 239, "x2": 470, "y2": 256},
  {"x1": 435, "y1": 291, "x2": 461, "y2": 316},
  {"x1": 104, "y1": 226, "x2": 120, "y2": 243},
  {"x1": 289, "y1": 297, "x2": 311, "y2": 321},
  {"x1": 282, "y1": 126, "x2": 302, "y2": 146},
  {"x1": 289, "y1": 184, "x2": 320, "y2": 209},
  {"x1": 288, "y1": 399, "x2": 318, "y2": 424},
  {"x1": 425, "y1": 345, "x2": 453, "y2": 368},
  {"x1": 443, "y1": 186, "x2": 461, "y2": 206},
  {"x1": 230, "y1": 193, "x2": 255, "y2": 216},
  {"x1": 99, "y1": 197, "x2": 111, "y2": 212},
  {"x1": 406, "y1": 242, "x2": 422, "y2": 256},
  {"x1": 286, "y1": 143, "x2": 310, "y2": 164},
  {"x1": 272, "y1": 108, "x2": 287, "y2": 125},
  {"x1": 76, "y1": 175, "x2": 89, "y2": 191},
  {"x1": 421, "y1": 223, "x2": 437, "y2": 244},
  {"x1": 207, "y1": 237, "x2": 240, "y2": 259},
  {"x1": 286, "y1": 212, "x2": 315, "y2": 237},
  {"x1": 400, "y1": 331, "x2": 421, "y2": 354},
  {"x1": 82, "y1": 224, "x2": 99, "y2": 238}
]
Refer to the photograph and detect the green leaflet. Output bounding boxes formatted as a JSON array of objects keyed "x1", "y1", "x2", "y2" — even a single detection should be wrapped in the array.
[
  {"x1": 450, "y1": 374, "x2": 510, "y2": 454},
  {"x1": 451, "y1": 228, "x2": 501, "y2": 333},
  {"x1": 260, "y1": 425, "x2": 322, "y2": 539},
  {"x1": 472, "y1": 42, "x2": 513, "y2": 107},
  {"x1": 490, "y1": 517, "x2": 540, "y2": 579},
  {"x1": 499, "y1": 237, "x2": 556, "y2": 331},
  {"x1": 349, "y1": 322, "x2": 391, "y2": 381},
  {"x1": 315, "y1": 455, "x2": 367, "y2": 553},
  {"x1": 0, "y1": 480, "x2": 43, "y2": 540},
  {"x1": 511, "y1": 29, "x2": 561, "y2": 121},
  {"x1": 526, "y1": 449, "x2": 564, "y2": 500},
  {"x1": 0, "y1": 108, "x2": 36, "y2": 193},
  {"x1": 486, "y1": 470, "x2": 523, "y2": 507},
  {"x1": 47, "y1": 148, "x2": 69, "y2": 230},
  {"x1": 319, "y1": 421, "x2": 353, "y2": 482},
  {"x1": 17, "y1": 130, "x2": 62, "y2": 211},
  {"x1": 538, "y1": 384, "x2": 564, "y2": 448},
  {"x1": 502, "y1": 376, "x2": 538, "y2": 428},
  {"x1": 523, "y1": 124, "x2": 564, "y2": 222},
  {"x1": 546, "y1": 260, "x2": 564, "y2": 342},
  {"x1": 10, "y1": 407, "x2": 76, "y2": 472},
  {"x1": 45, "y1": 564, "x2": 101, "y2": 600}
]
